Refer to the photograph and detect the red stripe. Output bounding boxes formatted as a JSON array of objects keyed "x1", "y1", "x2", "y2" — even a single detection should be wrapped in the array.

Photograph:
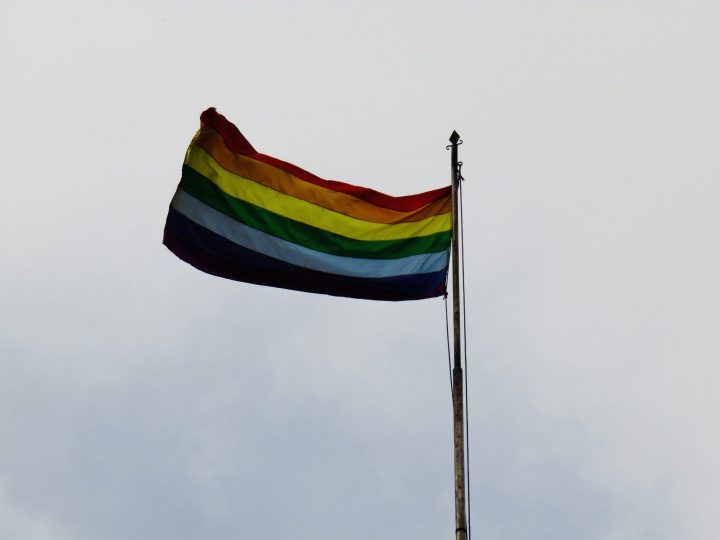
[
  {"x1": 200, "y1": 107, "x2": 256, "y2": 154},
  {"x1": 199, "y1": 108, "x2": 452, "y2": 212}
]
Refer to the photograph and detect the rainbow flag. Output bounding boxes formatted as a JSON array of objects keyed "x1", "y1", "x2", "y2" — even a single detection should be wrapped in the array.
[{"x1": 163, "y1": 108, "x2": 452, "y2": 301}]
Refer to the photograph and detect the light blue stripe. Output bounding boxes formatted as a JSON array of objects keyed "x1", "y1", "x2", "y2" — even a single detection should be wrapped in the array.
[{"x1": 171, "y1": 188, "x2": 449, "y2": 279}]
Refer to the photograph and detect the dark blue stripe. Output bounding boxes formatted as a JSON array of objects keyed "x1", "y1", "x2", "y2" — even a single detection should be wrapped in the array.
[{"x1": 163, "y1": 207, "x2": 447, "y2": 301}]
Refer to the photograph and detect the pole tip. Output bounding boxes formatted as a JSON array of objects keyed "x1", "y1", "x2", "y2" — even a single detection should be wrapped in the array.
[{"x1": 449, "y1": 130, "x2": 461, "y2": 144}]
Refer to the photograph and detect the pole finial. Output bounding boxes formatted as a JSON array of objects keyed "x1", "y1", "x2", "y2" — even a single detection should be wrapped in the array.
[{"x1": 449, "y1": 130, "x2": 461, "y2": 144}]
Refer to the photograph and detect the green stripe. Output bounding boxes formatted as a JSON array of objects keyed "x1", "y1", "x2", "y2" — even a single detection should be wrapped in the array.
[{"x1": 180, "y1": 165, "x2": 451, "y2": 260}]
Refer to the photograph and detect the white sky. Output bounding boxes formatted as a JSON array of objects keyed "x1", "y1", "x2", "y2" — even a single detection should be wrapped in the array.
[{"x1": 1, "y1": 1, "x2": 719, "y2": 539}]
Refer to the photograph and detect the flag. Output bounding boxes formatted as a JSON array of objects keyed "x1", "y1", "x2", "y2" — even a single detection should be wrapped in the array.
[{"x1": 163, "y1": 108, "x2": 452, "y2": 301}]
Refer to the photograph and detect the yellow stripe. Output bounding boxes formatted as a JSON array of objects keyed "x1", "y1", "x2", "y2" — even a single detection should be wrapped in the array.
[
  {"x1": 184, "y1": 145, "x2": 452, "y2": 241},
  {"x1": 193, "y1": 127, "x2": 453, "y2": 224}
]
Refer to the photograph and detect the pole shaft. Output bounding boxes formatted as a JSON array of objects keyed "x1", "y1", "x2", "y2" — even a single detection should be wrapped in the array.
[{"x1": 449, "y1": 132, "x2": 467, "y2": 540}]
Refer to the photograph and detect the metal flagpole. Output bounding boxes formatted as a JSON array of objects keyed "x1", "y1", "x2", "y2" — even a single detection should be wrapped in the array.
[{"x1": 448, "y1": 130, "x2": 467, "y2": 540}]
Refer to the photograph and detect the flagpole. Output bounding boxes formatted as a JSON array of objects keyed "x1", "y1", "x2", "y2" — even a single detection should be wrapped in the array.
[{"x1": 449, "y1": 130, "x2": 467, "y2": 540}]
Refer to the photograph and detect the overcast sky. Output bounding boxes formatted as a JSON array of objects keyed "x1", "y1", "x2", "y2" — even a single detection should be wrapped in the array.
[{"x1": 2, "y1": 1, "x2": 719, "y2": 539}]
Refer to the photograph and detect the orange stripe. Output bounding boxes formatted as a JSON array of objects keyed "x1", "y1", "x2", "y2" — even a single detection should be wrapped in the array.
[{"x1": 192, "y1": 127, "x2": 452, "y2": 224}]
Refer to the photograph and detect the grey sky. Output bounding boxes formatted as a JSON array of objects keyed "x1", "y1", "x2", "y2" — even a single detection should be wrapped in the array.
[{"x1": 1, "y1": 1, "x2": 719, "y2": 538}]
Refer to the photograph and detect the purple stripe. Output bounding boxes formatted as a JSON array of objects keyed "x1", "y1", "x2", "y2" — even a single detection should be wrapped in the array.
[{"x1": 163, "y1": 208, "x2": 447, "y2": 301}]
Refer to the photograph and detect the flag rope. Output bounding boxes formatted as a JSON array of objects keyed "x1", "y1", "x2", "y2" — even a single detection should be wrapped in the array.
[
  {"x1": 444, "y1": 295, "x2": 454, "y2": 398},
  {"x1": 458, "y1": 163, "x2": 472, "y2": 540}
]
